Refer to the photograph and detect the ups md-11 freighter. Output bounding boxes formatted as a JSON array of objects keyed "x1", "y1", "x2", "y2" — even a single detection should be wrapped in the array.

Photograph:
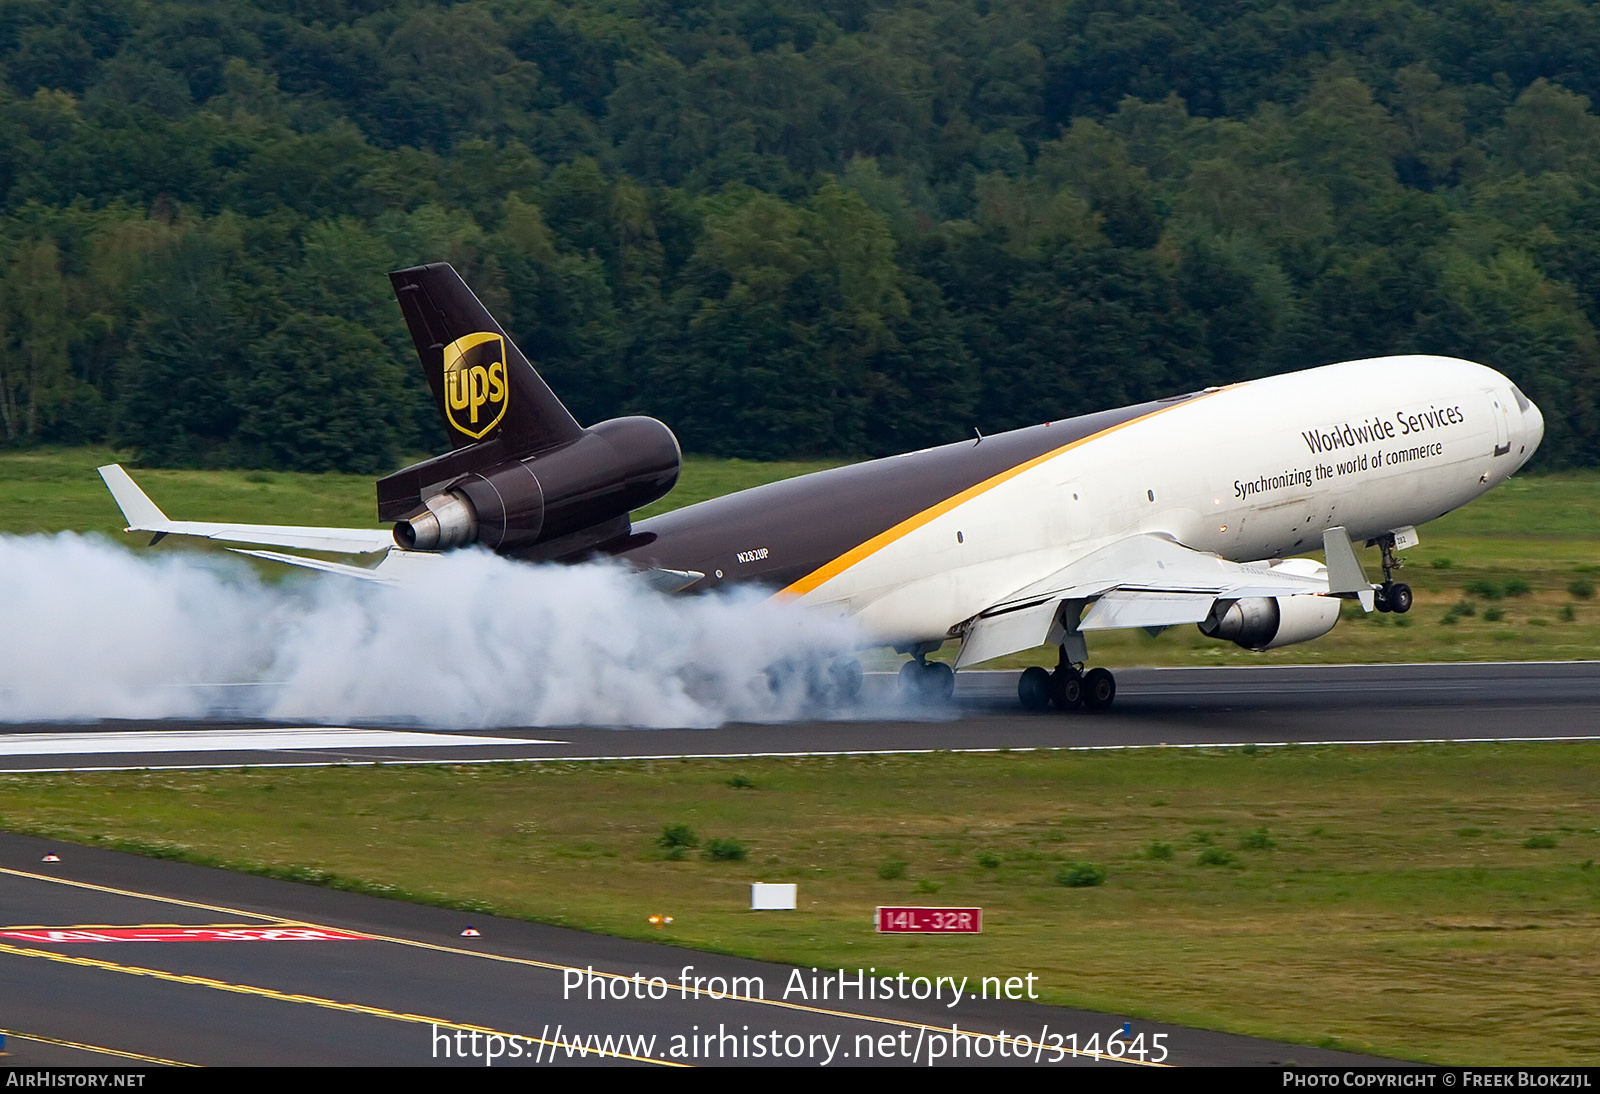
[{"x1": 101, "y1": 263, "x2": 1545, "y2": 712}]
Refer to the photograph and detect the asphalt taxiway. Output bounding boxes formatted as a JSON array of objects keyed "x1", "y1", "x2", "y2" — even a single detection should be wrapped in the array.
[
  {"x1": 0, "y1": 661, "x2": 1593, "y2": 772},
  {"x1": 0, "y1": 831, "x2": 1394, "y2": 1068}
]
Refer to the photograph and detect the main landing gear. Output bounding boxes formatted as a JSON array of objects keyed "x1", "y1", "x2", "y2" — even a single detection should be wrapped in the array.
[
  {"x1": 899, "y1": 651, "x2": 956, "y2": 703},
  {"x1": 765, "y1": 656, "x2": 864, "y2": 708},
  {"x1": 1372, "y1": 533, "x2": 1413, "y2": 614},
  {"x1": 1018, "y1": 646, "x2": 1116, "y2": 713}
]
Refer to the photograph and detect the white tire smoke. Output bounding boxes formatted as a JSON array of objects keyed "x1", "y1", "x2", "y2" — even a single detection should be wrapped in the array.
[{"x1": 0, "y1": 535, "x2": 870, "y2": 729}]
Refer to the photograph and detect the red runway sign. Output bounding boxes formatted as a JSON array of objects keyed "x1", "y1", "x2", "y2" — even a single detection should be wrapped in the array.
[
  {"x1": 875, "y1": 907, "x2": 982, "y2": 933},
  {"x1": 0, "y1": 926, "x2": 371, "y2": 943}
]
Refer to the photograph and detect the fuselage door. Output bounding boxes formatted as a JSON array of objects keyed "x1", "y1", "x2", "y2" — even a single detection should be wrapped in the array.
[
  {"x1": 1486, "y1": 389, "x2": 1511, "y2": 457},
  {"x1": 1051, "y1": 481, "x2": 1084, "y2": 546}
]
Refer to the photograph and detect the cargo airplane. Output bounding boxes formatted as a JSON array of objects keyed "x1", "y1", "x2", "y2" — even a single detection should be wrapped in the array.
[{"x1": 100, "y1": 263, "x2": 1545, "y2": 712}]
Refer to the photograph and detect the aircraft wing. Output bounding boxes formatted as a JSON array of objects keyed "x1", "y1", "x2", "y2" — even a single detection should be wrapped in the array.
[
  {"x1": 99, "y1": 464, "x2": 394, "y2": 554},
  {"x1": 1007, "y1": 533, "x2": 1328, "y2": 606},
  {"x1": 955, "y1": 534, "x2": 1330, "y2": 668},
  {"x1": 103, "y1": 465, "x2": 708, "y2": 593}
]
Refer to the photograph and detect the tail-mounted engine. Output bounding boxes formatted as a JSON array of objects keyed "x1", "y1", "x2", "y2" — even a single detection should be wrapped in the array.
[
  {"x1": 377, "y1": 263, "x2": 681, "y2": 559},
  {"x1": 1199, "y1": 594, "x2": 1341, "y2": 651},
  {"x1": 385, "y1": 416, "x2": 680, "y2": 557}
]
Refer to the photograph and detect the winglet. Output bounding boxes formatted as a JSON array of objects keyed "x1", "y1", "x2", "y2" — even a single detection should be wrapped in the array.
[
  {"x1": 98, "y1": 464, "x2": 169, "y2": 532},
  {"x1": 1323, "y1": 526, "x2": 1375, "y2": 611}
]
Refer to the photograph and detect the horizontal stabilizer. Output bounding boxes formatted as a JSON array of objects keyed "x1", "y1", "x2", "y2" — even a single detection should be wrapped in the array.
[
  {"x1": 232, "y1": 547, "x2": 701, "y2": 591},
  {"x1": 230, "y1": 546, "x2": 448, "y2": 583},
  {"x1": 99, "y1": 464, "x2": 395, "y2": 555},
  {"x1": 637, "y1": 568, "x2": 705, "y2": 594},
  {"x1": 230, "y1": 549, "x2": 398, "y2": 582}
]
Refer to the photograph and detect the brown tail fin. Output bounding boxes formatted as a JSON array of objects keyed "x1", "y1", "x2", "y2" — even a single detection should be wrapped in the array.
[{"x1": 389, "y1": 263, "x2": 584, "y2": 454}]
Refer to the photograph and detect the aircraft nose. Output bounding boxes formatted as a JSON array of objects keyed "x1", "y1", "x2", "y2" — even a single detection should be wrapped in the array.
[{"x1": 1523, "y1": 395, "x2": 1545, "y2": 458}]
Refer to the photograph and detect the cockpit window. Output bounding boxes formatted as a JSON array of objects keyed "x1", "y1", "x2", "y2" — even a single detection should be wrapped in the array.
[{"x1": 1512, "y1": 385, "x2": 1532, "y2": 413}]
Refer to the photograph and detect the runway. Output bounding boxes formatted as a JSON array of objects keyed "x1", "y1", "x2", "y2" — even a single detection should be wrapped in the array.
[
  {"x1": 1, "y1": 661, "x2": 1584, "y2": 1067},
  {"x1": 0, "y1": 831, "x2": 1393, "y2": 1067},
  {"x1": 0, "y1": 661, "x2": 1594, "y2": 772}
]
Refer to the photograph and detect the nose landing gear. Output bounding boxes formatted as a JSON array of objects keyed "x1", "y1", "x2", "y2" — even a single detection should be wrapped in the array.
[{"x1": 1372, "y1": 534, "x2": 1413, "y2": 614}]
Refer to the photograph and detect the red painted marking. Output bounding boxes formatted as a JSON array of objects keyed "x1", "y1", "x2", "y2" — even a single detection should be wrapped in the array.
[
  {"x1": 875, "y1": 907, "x2": 982, "y2": 933},
  {"x1": 0, "y1": 927, "x2": 371, "y2": 943}
]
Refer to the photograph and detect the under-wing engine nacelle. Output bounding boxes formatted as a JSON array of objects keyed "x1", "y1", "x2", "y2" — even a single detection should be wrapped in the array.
[
  {"x1": 393, "y1": 416, "x2": 680, "y2": 553},
  {"x1": 1198, "y1": 594, "x2": 1341, "y2": 651}
]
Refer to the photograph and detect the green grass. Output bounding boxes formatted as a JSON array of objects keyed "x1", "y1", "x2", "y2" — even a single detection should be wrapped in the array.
[
  {"x1": 0, "y1": 446, "x2": 386, "y2": 540},
  {"x1": 0, "y1": 446, "x2": 840, "y2": 541},
  {"x1": 2, "y1": 744, "x2": 1596, "y2": 1065}
]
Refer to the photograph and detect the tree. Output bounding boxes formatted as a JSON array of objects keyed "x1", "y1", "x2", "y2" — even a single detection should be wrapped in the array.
[
  {"x1": 232, "y1": 313, "x2": 406, "y2": 473},
  {"x1": 1417, "y1": 248, "x2": 1600, "y2": 466},
  {"x1": 0, "y1": 238, "x2": 76, "y2": 442}
]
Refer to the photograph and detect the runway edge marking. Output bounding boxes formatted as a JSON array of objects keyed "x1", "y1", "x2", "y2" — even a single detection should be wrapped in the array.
[{"x1": 6, "y1": 732, "x2": 1599, "y2": 773}]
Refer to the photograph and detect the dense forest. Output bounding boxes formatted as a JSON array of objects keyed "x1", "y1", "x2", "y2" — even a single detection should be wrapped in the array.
[{"x1": 3, "y1": 0, "x2": 1600, "y2": 472}]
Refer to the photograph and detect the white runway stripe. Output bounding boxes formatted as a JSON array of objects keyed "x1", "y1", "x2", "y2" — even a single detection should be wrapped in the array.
[
  {"x1": 0, "y1": 727, "x2": 560, "y2": 756},
  {"x1": 7, "y1": 734, "x2": 1600, "y2": 775}
]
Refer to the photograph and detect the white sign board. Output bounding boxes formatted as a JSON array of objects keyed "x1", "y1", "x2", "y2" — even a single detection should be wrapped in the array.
[{"x1": 750, "y1": 883, "x2": 797, "y2": 910}]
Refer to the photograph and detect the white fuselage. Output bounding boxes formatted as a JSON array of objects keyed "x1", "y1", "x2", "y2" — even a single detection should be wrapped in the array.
[{"x1": 798, "y1": 356, "x2": 1544, "y2": 644}]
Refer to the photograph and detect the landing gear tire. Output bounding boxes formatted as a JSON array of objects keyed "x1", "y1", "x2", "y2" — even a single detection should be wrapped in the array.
[
  {"x1": 1018, "y1": 666, "x2": 1052, "y2": 711},
  {"x1": 1374, "y1": 586, "x2": 1391, "y2": 613},
  {"x1": 1082, "y1": 667, "x2": 1117, "y2": 712},
  {"x1": 925, "y1": 661, "x2": 955, "y2": 701},
  {"x1": 827, "y1": 657, "x2": 864, "y2": 704},
  {"x1": 898, "y1": 659, "x2": 921, "y2": 697},
  {"x1": 1386, "y1": 582, "x2": 1413, "y2": 614},
  {"x1": 1048, "y1": 668, "x2": 1083, "y2": 711},
  {"x1": 900, "y1": 659, "x2": 955, "y2": 703}
]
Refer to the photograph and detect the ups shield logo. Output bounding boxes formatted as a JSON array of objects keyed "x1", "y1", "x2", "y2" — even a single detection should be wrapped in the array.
[{"x1": 442, "y1": 332, "x2": 509, "y2": 439}]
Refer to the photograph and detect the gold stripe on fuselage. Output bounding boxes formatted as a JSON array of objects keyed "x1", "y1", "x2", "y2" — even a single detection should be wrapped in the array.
[{"x1": 779, "y1": 389, "x2": 1230, "y2": 598}]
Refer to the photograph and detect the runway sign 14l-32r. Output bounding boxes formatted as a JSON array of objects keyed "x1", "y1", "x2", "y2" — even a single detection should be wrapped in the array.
[{"x1": 876, "y1": 907, "x2": 982, "y2": 933}]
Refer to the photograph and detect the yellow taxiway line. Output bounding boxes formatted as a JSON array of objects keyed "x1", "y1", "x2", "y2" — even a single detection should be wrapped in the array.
[
  {"x1": 0, "y1": 1026, "x2": 194, "y2": 1066},
  {"x1": 2, "y1": 864, "x2": 1166, "y2": 1066}
]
